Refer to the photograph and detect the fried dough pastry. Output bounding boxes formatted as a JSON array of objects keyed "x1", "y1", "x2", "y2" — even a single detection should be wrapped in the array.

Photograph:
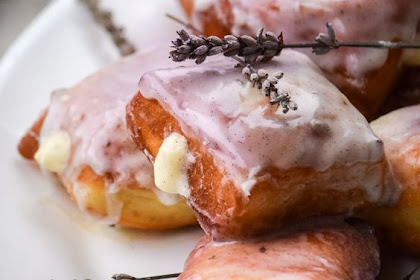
[
  {"x1": 18, "y1": 46, "x2": 197, "y2": 230},
  {"x1": 179, "y1": 218, "x2": 380, "y2": 280},
  {"x1": 127, "y1": 50, "x2": 398, "y2": 240},
  {"x1": 180, "y1": 0, "x2": 420, "y2": 119},
  {"x1": 358, "y1": 105, "x2": 420, "y2": 255}
]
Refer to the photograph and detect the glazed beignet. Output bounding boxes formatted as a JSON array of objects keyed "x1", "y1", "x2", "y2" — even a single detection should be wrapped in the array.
[
  {"x1": 179, "y1": 218, "x2": 380, "y2": 280},
  {"x1": 358, "y1": 105, "x2": 420, "y2": 255},
  {"x1": 127, "y1": 50, "x2": 398, "y2": 240},
  {"x1": 181, "y1": 0, "x2": 420, "y2": 119},
  {"x1": 18, "y1": 46, "x2": 197, "y2": 229}
]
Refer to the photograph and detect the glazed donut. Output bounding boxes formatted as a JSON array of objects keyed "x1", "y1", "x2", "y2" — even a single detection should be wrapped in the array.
[
  {"x1": 180, "y1": 0, "x2": 420, "y2": 119},
  {"x1": 127, "y1": 49, "x2": 399, "y2": 240},
  {"x1": 357, "y1": 104, "x2": 420, "y2": 255},
  {"x1": 18, "y1": 46, "x2": 197, "y2": 230},
  {"x1": 179, "y1": 218, "x2": 380, "y2": 280}
]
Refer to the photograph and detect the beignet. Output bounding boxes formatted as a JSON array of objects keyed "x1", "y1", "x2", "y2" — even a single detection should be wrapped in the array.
[
  {"x1": 127, "y1": 49, "x2": 398, "y2": 240},
  {"x1": 18, "y1": 46, "x2": 197, "y2": 229},
  {"x1": 358, "y1": 104, "x2": 420, "y2": 255},
  {"x1": 179, "y1": 218, "x2": 380, "y2": 280},
  {"x1": 180, "y1": 0, "x2": 420, "y2": 119}
]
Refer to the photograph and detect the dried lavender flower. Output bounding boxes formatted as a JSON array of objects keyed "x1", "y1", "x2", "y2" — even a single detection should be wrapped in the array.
[
  {"x1": 112, "y1": 273, "x2": 181, "y2": 280},
  {"x1": 240, "y1": 63, "x2": 297, "y2": 114},
  {"x1": 170, "y1": 23, "x2": 420, "y2": 64},
  {"x1": 169, "y1": 28, "x2": 284, "y2": 64}
]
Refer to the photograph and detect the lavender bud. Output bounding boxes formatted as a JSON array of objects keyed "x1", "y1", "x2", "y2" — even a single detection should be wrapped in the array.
[
  {"x1": 326, "y1": 22, "x2": 336, "y2": 42},
  {"x1": 170, "y1": 52, "x2": 188, "y2": 62},
  {"x1": 172, "y1": 38, "x2": 183, "y2": 47},
  {"x1": 267, "y1": 75, "x2": 278, "y2": 84},
  {"x1": 227, "y1": 40, "x2": 241, "y2": 50},
  {"x1": 264, "y1": 31, "x2": 278, "y2": 42},
  {"x1": 177, "y1": 45, "x2": 191, "y2": 54},
  {"x1": 278, "y1": 91, "x2": 288, "y2": 99},
  {"x1": 177, "y1": 30, "x2": 190, "y2": 41},
  {"x1": 273, "y1": 72, "x2": 284, "y2": 79},
  {"x1": 190, "y1": 35, "x2": 206, "y2": 46},
  {"x1": 250, "y1": 73, "x2": 259, "y2": 81},
  {"x1": 262, "y1": 80, "x2": 271, "y2": 89},
  {"x1": 315, "y1": 33, "x2": 333, "y2": 46},
  {"x1": 242, "y1": 67, "x2": 251, "y2": 76},
  {"x1": 240, "y1": 35, "x2": 257, "y2": 46},
  {"x1": 195, "y1": 55, "x2": 206, "y2": 64},
  {"x1": 224, "y1": 35, "x2": 238, "y2": 42},
  {"x1": 208, "y1": 46, "x2": 223, "y2": 56},
  {"x1": 208, "y1": 36, "x2": 224, "y2": 46},
  {"x1": 257, "y1": 69, "x2": 267, "y2": 77},
  {"x1": 194, "y1": 45, "x2": 209, "y2": 56}
]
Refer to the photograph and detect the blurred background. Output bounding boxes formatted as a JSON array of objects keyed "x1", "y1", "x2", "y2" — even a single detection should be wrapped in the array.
[{"x1": 0, "y1": 0, "x2": 50, "y2": 57}]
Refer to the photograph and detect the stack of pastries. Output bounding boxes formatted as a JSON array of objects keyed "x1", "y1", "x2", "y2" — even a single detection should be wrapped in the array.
[{"x1": 18, "y1": 0, "x2": 420, "y2": 278}]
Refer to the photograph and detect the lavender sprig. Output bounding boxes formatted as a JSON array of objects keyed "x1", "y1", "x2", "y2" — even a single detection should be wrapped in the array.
[
  {"x1": 240, "y1": 63, "x2": 297, "y2": 113},
  {"x1": 112, "y1": 273, "x2": 180, "y2": 280},
  {"x1": 170, "y1": 23, "x2": 420, "y2": 64},
  {"x1": 170, "y1": 28, "x2": 283, "y2": 64}
]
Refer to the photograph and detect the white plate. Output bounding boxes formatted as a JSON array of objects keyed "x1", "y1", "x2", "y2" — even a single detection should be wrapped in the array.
[
  {"x1": 0, "y1": 1, "x2": 202, "y2": 279},
  {"x1": 0, "y1": 0, "x2": 418, "y2": 279}
]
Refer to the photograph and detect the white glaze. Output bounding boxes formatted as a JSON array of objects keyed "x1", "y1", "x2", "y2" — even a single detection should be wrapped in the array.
[
  {"x1": 191, "y1": 0, "x2": 420, "y2": 81},
  {"x1": 179, "y1": 219, "x2": 379, "y2": 280},
  {"x1": 139, "y1": 50, "x2": 385, "y2": 195},
  {"x1": 39, "y1": 46, "x2": 182, "y2": 214},
  {"x1": 371, "y1": 104, "x2": 420, "y2": 145},
  {"x1": 371, "y1": 104, "x2": 420, "y2": 193}
]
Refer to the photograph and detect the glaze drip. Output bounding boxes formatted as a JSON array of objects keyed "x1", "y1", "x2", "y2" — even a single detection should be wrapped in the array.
[
  {"x1": 39, "y1": 46, "x2": 182, "y2": 211},
  {"x1": 139, "y1": 50, "x2": 385, "y2": 193}
]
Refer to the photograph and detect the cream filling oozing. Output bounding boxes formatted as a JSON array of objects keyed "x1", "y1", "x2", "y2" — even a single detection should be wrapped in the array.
[
  {"x1": 35, "y1": 131, "x2": 71, "y2": 173},
  {"x1": 154, "y1": 133, "x2": 193, "y2": 198}
]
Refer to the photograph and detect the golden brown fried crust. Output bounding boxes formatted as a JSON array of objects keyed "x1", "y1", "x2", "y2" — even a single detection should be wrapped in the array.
[
  {"x1": 18, "y1": 110, "x2": 197, "y2": 230},
  {"x1": 326, "y1": 49, "x2": 402, "y2": 121},
  {"x1": 358, "y1": 135, "x2": 420, "y2": 255},
  {"x1": 179, "y1": 219, "x2": 380, "y2": 280},
  {"x1": 127, "y1": 91, "x2": 390, "y2": 240},
  {"x1": 18, "y1": 110, "x2": 47, "y2": 159},
  {"x1": 74, "y1": 167, "x2": 197, "y2": 230}
]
